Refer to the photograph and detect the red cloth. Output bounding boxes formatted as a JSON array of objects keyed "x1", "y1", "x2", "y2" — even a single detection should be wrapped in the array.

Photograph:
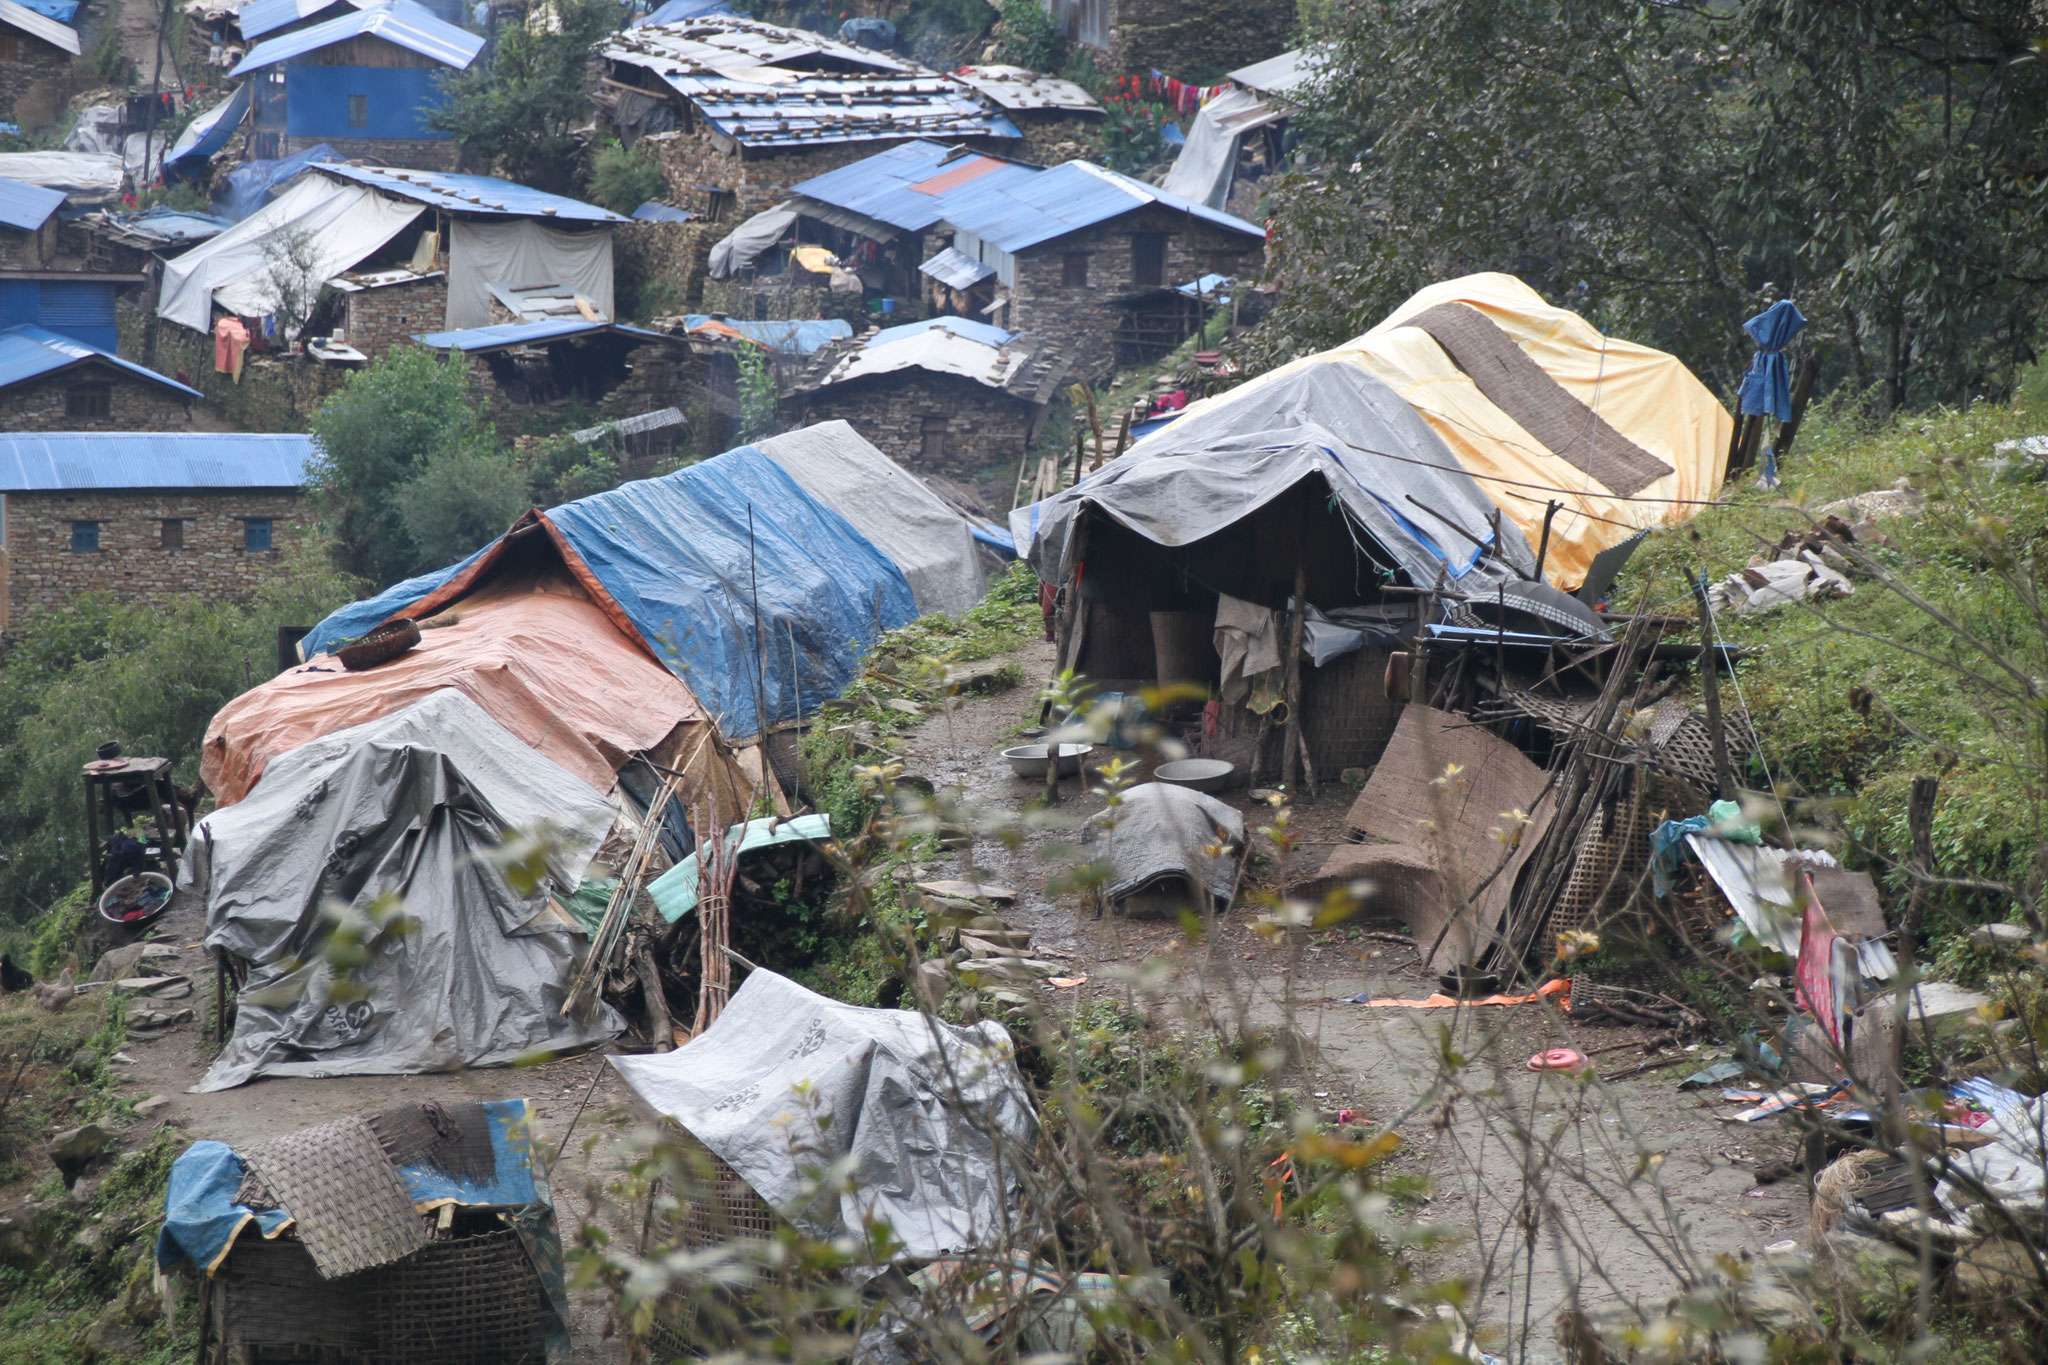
[
  {"x1": 1795, "y1": 875, "x2": 1840, "y2": 1044},
  {"x1": 213, "y1": 316, "x2": 249, "y2": 381}
]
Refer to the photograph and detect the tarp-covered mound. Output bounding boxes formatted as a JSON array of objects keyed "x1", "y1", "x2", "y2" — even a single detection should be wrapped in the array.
[
  {"x1": 755, "y1": 420, "x2": 986, "y2": 617},
  {"x1": 1011, "y1": 361, "x2": 1537, "y2": 589},
  {"x1": 302, "y1": 439, "x2": 920, "y2": 742},
  {"x1": 204, "y1": 574, "x2": 724, "y2": 806},
  {"x1": 186, "y1": 690, "x2": 623, "y2": 1091},
  {"x1": 1129, "y1": 273, "x2": 1731, "y2": 590},
  {"x1": 610, "y1": 970, "x2": 1038, "y2": 1259}
]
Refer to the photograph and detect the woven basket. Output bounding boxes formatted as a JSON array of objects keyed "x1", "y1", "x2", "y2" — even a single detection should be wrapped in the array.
[
  {"x1": 653, "y1": 1128, "x2": 779, "y2": 1253},
  {"x1": 337, "y1": 619, "x2": 421, "y2": 672}
]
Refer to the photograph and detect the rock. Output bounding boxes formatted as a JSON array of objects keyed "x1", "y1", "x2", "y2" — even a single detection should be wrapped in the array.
[
  {"x1": 911, "y1": 959, "x2": 951, "y2": 1012},
  {"x1": 916, "y1": 879, "x2": 1017, "y2": 905},
  {"x1": 48, "y1": 1125, "x2": 113, "y2": 1185},
  {"x1": 67, "y1": 1174, "x2": 102, "y2": 1207},
  {"x1": 126, "y1": 1005, "x2": 193, "y2": 1032},
  {"x1": 114, "y1": 975, "x2": 190, "y2": 998},
  {"x1": 132, "y1": 1095, "x2": 172, "y2": 1120},
  {"x1": 1951, "y1": 1235, "x2": 2042, "y2": 1306},
  {"x1": 66, "y1": 1047, "x2": 100, "y2": 1078},
  {"x1": 942, "y1": 661, "x2": 1015, "y2": 693},
  {"x1": 88, "y1": 944, "x2": 152, "y2": 984},
  {"x1": 1967, "y1": 922, "x2": 2030, "y2": 949},
  {"x1": 0, "y1": 1198, "x2": 70, "y2": 1269},
  {"x1": 935, "y1": 822, "x2": 972, "y2": 850}
]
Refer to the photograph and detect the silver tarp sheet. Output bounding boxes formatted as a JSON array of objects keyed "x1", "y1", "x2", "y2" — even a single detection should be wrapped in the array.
[
  {"x1": 1009, "y1": 359, "x2": 1537, "y2": 588},
  {"x1": 1084, "y1": 781, "x2": 1244, "y2": 907},
  {"x1": 708, "y1": 204, "x2": 797, "y2": 278},
  {"x1": 757, "y1": 420, "x2": 987, "y2": 617},
  {"x1": 447, "y1": 217, "x2": 615, "y2": 329},
  {"x1": 185, "y1": 689, "x2": 621, "y2": 1092},
  {"x1": 609, "y1": 970, "x2": 1038, "y2": 1259}
]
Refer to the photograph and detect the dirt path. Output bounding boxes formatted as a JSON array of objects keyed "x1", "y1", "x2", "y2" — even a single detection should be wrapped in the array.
[{"x1": 894, "y1": 640, "x2": 1810, "y2": 1364}]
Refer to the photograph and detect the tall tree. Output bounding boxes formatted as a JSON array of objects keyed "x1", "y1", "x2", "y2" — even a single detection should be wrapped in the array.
[{"x1": 430, "y1": 0, "x2": 627, "y2": 194}]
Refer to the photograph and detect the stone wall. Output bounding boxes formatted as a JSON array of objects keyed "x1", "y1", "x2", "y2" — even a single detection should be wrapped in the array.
[
  {"x1": 1108, "y1": 0, "x2": 1292, "y2": 81},
  {"x1": 0, "y1": 369, "x2": 193, "y2": 432},
  {"x1": 597, "y1": 339, "x2": 695, "y2": 421},
  {"x1": 613, "y1": 218, "x2": 726, "y2": 316},
  {"x1": 0, "y1": 216, "x2": 56, "y2": 269},
  {"x1": 792, "y1": 371, "x2": 1040, "y2": 504},
  {"x1": 285, "y1": 133, "x2": 460, "y2": 171},
  {"x1": 1006, "y1": 207, "x2": 1262, "y2": 379},
  {"x1": 1, "y1": 487, "x2": 306, "y2": 631},
  {"x1": 0, "y1": 39, "x2": 70, "y2": 127},
  {"x1": 699, "y1": 275, "x2": 871, "y2": 328},
  {"x1": 341, "y1": 275, "x2": 448, "y2": 358},
  {"x1": 1014, "y1": 117, "x2": 1099, "y2": 166}
]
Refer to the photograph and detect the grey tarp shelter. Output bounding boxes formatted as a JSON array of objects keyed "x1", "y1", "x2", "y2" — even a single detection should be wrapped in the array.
[
  {"x1": 756, "y1": 420, "x2": 987, "y2": 617},
  {"x1": 609, "y1": 970, "x2": 1038, "y2": 1258},
  {"x1": 186, "y1": 689, "x2": 622, "y2": 1091}
]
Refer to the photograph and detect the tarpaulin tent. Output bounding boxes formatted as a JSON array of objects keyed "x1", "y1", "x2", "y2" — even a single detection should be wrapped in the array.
[
  {"x1": 212, "y1": 142, "x2": 339, "y2": 222},
  {"x1": 1014, "y1": 359, "x2": 1536, "y2": 590},
  {"x1": 301, "y1": 438, "x2": 919, "y2": 743},
  {"x1": 610, "y1": 969, "x2": 1037, "y2": 1258},
  {"x1": 755, "y1": 420, "x2": 985, "y2": 617},
  {"x1": 184, "y1": 689, "x2": 623, "y2": 1091},
  {"x1": 201, "y1": 571, "x2": 743, "y2": 808}
]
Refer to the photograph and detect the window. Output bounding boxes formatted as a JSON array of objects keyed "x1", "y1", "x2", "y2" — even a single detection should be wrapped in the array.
[
  {"x1": 1131, "y1": 233, "x2": 1167, "y2": 289},
  {"x1": 70, "y1": 521, "x2": 99, "y2": 552},
  {"x1": 347, "y1": 94, "x2": 368, "y2": 128},
  {"x1": 921, "y1": 415, "x2": 947, "y2": 462},
  {"x1": 65, "y1": 383, "x2": 111, "y2": 419},
  {"x1": 242, "y1": 517, "x2": 273, "y2": 552},
  {"x1": 159, "y1": 518, "x2": 183, "y2": 550},
  {"x1": 1062, "y1": 252, "x2": 1090, "y2": 288}
]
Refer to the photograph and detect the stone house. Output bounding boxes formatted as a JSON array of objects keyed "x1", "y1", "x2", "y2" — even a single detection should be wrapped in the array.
[
  {"x1": 0, "y1": 0, "x2": 78, "y2": 128},
  {"x1": 0, "y1": 171, "x2": 63, "y2": 269},
  {"x1": 937, "y1": 159, "x2": 1264, "y2": 379},
  {"x1": 788, "y1": 317, "x2": 1062, "y2": 504},
  {"x1": 326, "y1": 267, "x2": 446, "y2": 359},
  {"x1": 597, "y1": 17, "x2": 1025, "y2": 220},
  {"x1": 232, "y1": 0, "x2": 481, "y2": 170},
  {"x1": 0, "y1": 432, "x2": 312, "y2": 634},
  {"x1": 412, "y1": 317, "x2": 690, "y2": 412},
  {"x1": 0, "y1": 324, "x2": 199, "y2": 431},
  {"x1": 1037, "y1": 0, "x2": 1291, "y2": 82}
]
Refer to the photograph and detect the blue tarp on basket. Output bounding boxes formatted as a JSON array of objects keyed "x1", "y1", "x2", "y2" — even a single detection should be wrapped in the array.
[
  {"x1": 156, "y1": 1140, "x2": 291, "y2": 1274},
  {"x1": 1736, "y1": 299, "x2": 1807, "y2": 423},
  {"x1": 302, "y1": 446, "x2": 917, "y2": 741}
]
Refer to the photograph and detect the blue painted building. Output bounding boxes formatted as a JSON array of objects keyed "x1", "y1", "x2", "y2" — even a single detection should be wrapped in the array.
[{"x1": 232, "y1": 0, "x2": 482, "y2": 170}]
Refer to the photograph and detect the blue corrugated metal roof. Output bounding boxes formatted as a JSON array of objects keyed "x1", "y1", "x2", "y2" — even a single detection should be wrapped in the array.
[
  {"x1": 941, "y1": 160, "x2": 1265, "y2": 254},
  {"x1": 0, "y1": 174, "x2": 64, "y2": 233},
  {"x1": 413, "y1": 319, "x2": 670, "y2": 351},
  {"x1": 632, "y1": 201, "x2": 691, "y2": 222},
  {"x1": 792, "y1": 139, "x2": 1043, "y2": 232},
  {"x1": 682, "y1": 315, "x2": 852, "y2": 354},
  {"x1": 13, "y1": 0, "x2": 77, "y2": 24},
  {"x1": 0, "y1": 432, "x2": 315, "y2": 491},
  {"x1": 237, "y1": 0, "x2": 364, "y2": 39},
  {"x1": 870, "y1": 316, "x2": 1012, "y2": 349},
  {"x1": 0, "y1": 325, "x2": 201, "y2": 397},
  {"x1": 0, "y1": 0, "x2": 80, "y2": 53},
  {"x1": 918, "y1": 245, "x2": 993, "y2": 290},
  {"x1": 231, "y1": 0, "x2": 481, "y2": 73},
  {"x1": 312, "y1": 163, "x2": 624, "y2": 222}
]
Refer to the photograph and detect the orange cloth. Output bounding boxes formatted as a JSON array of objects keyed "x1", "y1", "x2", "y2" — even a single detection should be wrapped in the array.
[
  {"x1": 213, "y1": 316, "x2": 249, "y2": 382},
  {"x1": 1358, "y1": 978, "x2": 1571, "y2": 1010},
  {"x1": 202, "y1": 579, "x2": 709, "y2": 805}
]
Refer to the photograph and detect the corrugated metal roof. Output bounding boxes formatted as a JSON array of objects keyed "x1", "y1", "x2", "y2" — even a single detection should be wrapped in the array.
[
  {"x1": 413, "y1": 319, "x2": 669, "y2": 352},
  {"x1": 0, "y1": 432, "x2": 314, "y2": 491},
  {"x1": 237, "y1": 0, "x2": 364, "y2": 40},
  {"x1": 0, "y1": 0, "x2": 80, "y2": 54},
  {"x1": 660, "y1": 73, "x2": 1017, "y2": 149},
  {"x1": 0, "y1": 173, "x2": 64, "y2": 232},
  {"x1": 951, "y1": 65, "x2": 1101, "y2": 114},
  {"x1": 599, "y1": 14, "x2": 917, "y2": 79},
  {"x1": 0, "y1": 324, "x2": 201, "y2": 397},
  {"x1": 311, "y1": 163, "x2": 624, "y2": 221},
  {"x1": 918, "y1": 245, "x2": 993, "y2": 290},
  {"x1": 231, "y1": 0, "x2": 481, "y2": 73},
  {"x1": 870, "y1": 315, "x2": 1012, "y2": 348},
  {"x1": 93, "y1": 205, "x2": 231, "y2": 246},
  {"x1": 940, "y1": 160, "x2": 1264, "y2": 254},
  {"x1": 681, "y1": 314, "x2": 851, "y2": 354},
  {"x1": 792, "y1": 139, "x2": 1043, "y2": 233}
]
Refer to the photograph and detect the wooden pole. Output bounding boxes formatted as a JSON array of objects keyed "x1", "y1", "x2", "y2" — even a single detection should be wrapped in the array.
[
  {"x1": 1280, "y1": 554, "x2": 1307, "y2": 793},
  {"x1": 1693, "y1": 575, "x2": 1736, "y2": 802},
  {"x1": 1533, "y1": 500, "x2": 1560, "y2": 582},
  {"x1": 1771, "y1": 355, "x2": 1821, "y2": 465},
  {"x1": 1902, "y1": 776, "x2": 1939, "y2": 949},
  {"x1": 633, "y1": 947, "x2": 673, "y2": 1052}
]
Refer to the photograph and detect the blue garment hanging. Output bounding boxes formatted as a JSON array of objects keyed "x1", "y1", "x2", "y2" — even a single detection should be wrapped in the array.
[{"x1": 1735, "y1": 299, "x2": 1807, "y2": 423}]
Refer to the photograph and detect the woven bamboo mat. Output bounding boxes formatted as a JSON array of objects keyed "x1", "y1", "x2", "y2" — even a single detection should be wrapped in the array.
[{"x1": 239, "y1": 1115, "x2": 428, "y2": 1278}]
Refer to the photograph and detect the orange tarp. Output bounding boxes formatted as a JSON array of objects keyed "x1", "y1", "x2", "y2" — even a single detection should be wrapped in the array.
[
  {"x1": 1355, "y1": 978, "x2": 1571, "y2": 1010},
  {"x1": 202, "y1": 577, "x2": 710, "y2": 806}
]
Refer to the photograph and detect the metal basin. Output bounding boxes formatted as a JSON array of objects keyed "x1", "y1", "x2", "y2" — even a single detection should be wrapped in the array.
[
  {"x1": 1002, "y1": 743, "x2": 1092, "y2": 779},
  {"x1": 1155, "y1": 758, "x2": 1235, "y2": 793}
]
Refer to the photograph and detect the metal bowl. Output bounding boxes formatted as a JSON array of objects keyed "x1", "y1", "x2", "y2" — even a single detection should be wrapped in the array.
[
  {"x1": 99, "y1": 871, "x2": 173, "y2": 926},
  {"x1": 1002, "y1": 743, "x2": 1092, "y2": 779},
  {"x1": 1155, "y1": 758, "x2": 1235, "y2": 793}
]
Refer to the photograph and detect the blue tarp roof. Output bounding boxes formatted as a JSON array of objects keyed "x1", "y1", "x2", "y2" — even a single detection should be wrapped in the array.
[
  {"x1": 631, "y1": 200, "x2": 691, "y2": 222},
  {"x1": 792, "y1": 139, "x2": 1043, "y2": 234},
  {"x1": 0, "y1": 326, "x2": 203, "y2": 403},
  {"x1": 164, "y1": 84, "x2": 251, "y2": 178},
  {"x1": 0, "y1": 431, "x2": 312, "y2": 491},
  {"x1": 682, "y1": 315, "x2": 852, "y2": 354},
  {"x1": 942, "y1": 160, "x2": 1264, "y2": 254},
  {"x1": 214, "y1": 142, "x2": 338, "y2": 221},
  {"x1": 237, "y1": 0, "x2": 365, "y2": 40},
  {"x1": 13, "y1": 0, "x2": 76, "y2": 24},
  {"x1": 413, "y1": 319, "x2": 668, "y2": 351},
  {"x1": 632, "y1": 0, "x2": 730, "y2": 25},
  {"x1": 0, "y1": 173, "x2": 64, "y2": 232},
  {"x1": 314, "y1": 163, "x2": 624, "y2": 222},
  {"x1": 303, "y1": 445, "x2": 917, "y2": 740},
  {"x1": 870, "y1": 315, "x2": 1013, "y2": 349},
  {"x1": 231, "y1": 0, "x2": 482, "y2": 73}
]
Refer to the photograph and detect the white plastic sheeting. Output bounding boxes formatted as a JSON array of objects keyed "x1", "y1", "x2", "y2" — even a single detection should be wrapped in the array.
[
  {"x1": 708, "y1": 204, "x2": 796, "y2": 278},
  {"x1": 447, "y1": 218, "x2": 614, "y2": 330},
  {"x1": 1159, "y1": 88, "x2": 1280, "y2": 210},
  {"x1": 158, "y1": 175, "x2": 422, "y2": 332},
  {"x1": 0, "y1": 151, "x2": 124, "y2": 203},
  {"x1": 756, "y1": 420, "x2": 987, "y2": 617},
  {"x1": 610, "y1": 969, "x2": 1038, "y2": 1260}
]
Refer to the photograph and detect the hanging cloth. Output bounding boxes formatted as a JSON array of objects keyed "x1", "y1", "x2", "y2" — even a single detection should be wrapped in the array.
[{"x1": 1736, "y1": 299, "x2": 1807, "y2": 422}]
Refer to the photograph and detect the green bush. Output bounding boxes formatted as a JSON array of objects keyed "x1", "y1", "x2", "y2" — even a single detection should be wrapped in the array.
[
  {"x1": 587, "y1": 141, "x2": 668, "y2": 215},
  {"x1": 990, "y1": 0, "x2": 1062, "y2": 72}
]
